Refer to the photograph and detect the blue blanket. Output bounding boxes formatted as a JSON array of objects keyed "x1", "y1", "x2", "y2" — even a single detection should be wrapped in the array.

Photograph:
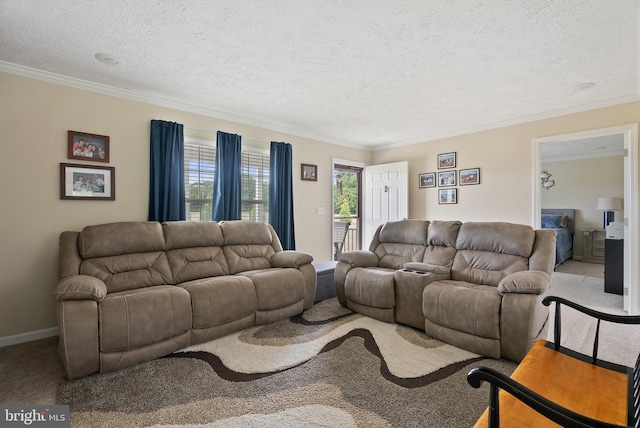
[{"x1": 551, "y1": 227, "x2": 573, "y2": 265}]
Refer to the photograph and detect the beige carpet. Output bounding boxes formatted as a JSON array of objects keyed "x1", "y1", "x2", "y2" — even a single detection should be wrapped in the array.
[
  {"x1": 544, "y1": 262, "x2": 638, "y2": 367},
  {"x1": 554, "y1": 259, "x2": 604, "y2": 278}
]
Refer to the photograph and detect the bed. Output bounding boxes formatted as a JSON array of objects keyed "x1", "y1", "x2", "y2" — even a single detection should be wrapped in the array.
[{"x1": 541, "y1": 208, "x2": 575, "y2": 267}]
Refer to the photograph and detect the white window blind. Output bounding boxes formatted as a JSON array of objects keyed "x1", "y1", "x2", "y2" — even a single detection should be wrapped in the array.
[
  {"x1": 184, "y1": 143, "x2": 215, "y2": 221},
  {"x1": 242, "y1": 151, "x2": 269, "y2": 223},
  {"x1": 184, "y1": 142, "x2": 269, "y2": 222}
]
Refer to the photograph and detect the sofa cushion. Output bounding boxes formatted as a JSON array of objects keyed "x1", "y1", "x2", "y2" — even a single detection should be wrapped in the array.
[
  {"x1": 99, "y1": 285, "x2": 191, "y2": 352},
  {"x1": 451, "y1": 222, "x2": 534, "y2": 286},
  {"x1": 344, "y1": 267, "x2": 396, "y2": 309},
  {"x1": 422, "y1": 246, "x2": 458, "y2": 268},
  {"x1": 179, "y1": 276, "x2": 256, "y2": 329},
  {"x1": 166, "y1": 247, "x2": 229, "y2": 284},
  {"x1": 80, "y1": 252, "x2": 173, "y2": 293},
  {"x1": 163, "y1": 221, "x2": 225, "y2": 249},
  {"x1": 238, "y1": 268, "x2": 304, "y2": 311},
  {"x1": 423, "y1": 280, "x2": 501, "y2": 340},
  {"x1": 452, "y1": 250, "x2": 530, "y2": 286},
  {"x1": 378, "y1": 219, "x2": 429, "y2": 246},
  {"x1": 224, "y1": 245, "x2": 275, "y2": 274},
  {"x1": 162, "y1": 222, "x2": 230, "y2": 283},
  {"x1": 220, "y1": 220, "x2": 273, "y2": 245},
  {"x1": 79, "y1": 222, "x2": 165, "y2": 258},
  {"x1": 78, "y1": 221, "x2": 173, "y2": 293},
  {"x1": 427, "y1": 220, "x2": 461, "y2": 247},
  {"x1": 221, "y1": 221, "x2": 277, "y2": 274},
  {"x1": 371, "y1": 220, "x2": 429, "y2": 269},
  {"x1": 456, "y1": 222, "x2": 535, "y2": 258},
  {"x1": 420, "y1": 220, "x2": 461, "y2": 268},
  {"x1": 375, "y1": 243, "x2": 426, "y2": 269}
]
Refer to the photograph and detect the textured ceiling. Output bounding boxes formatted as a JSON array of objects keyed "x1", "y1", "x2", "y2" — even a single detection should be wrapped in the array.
[
  {"x1": 540, "y1": 134, "x2": 625, "y2": 163},
  {"x1": 1, "y1": 1, "x2": 639, "y2": 150}
]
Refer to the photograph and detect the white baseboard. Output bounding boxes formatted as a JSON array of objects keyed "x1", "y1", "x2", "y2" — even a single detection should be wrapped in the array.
[{"x1": 0, "y1": 327, "x2": 58, "y2": 348}]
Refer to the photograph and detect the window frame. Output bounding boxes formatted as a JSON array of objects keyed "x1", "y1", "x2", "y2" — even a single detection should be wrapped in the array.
[{"x1": 183, "y1": 138, "x2": 270, "y2": 223}]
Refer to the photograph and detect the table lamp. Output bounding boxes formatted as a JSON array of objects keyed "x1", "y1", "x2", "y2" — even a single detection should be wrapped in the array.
[{"x1": 596, "y1": 197, "x2": 622, "y2": 229}]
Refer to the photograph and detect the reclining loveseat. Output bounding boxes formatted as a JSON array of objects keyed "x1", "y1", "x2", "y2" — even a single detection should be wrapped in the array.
[
  {"x1": 335, "y1": 219, "x2": 556, "y2": 362},
  {"x1": 55, "y1": 220, "x2": 315, "y2": 379}
]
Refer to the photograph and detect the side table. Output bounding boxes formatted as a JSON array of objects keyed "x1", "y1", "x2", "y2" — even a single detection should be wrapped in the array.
[
  {"x1": 313, "y1": 261, "x2": 338, "y2": 303},
  {"x1": 582, "y1": 229, "x2": 605, "y2": 264}
]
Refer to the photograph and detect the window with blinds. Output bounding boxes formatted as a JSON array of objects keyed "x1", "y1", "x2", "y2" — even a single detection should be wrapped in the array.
[
  {"x1": 242, "y1": 151, "x2": 269, "y2": 223},
  {"x1": 184, "y1": 142, "x2": 269, "y2": 222},
  {"x1": 184, "y1": 143, "x2": 215, "y2": 221}
]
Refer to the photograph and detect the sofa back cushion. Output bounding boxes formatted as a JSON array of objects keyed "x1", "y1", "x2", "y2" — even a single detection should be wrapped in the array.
[
  {"x1": 422, "y1": 220, "x2": 461, "y2": 267},
  {"x1": 371, "y1": 219, "x2": 428, "y2": 269},
  {"x1": 78, "y1": 222, "x2": 172, "y2": 293},
  {"x1": 221, "y1": 221, "x2": 278, "y2": 274},
  {"x1": 452, "y1": 222, "x2": 535, "y2": 286},
  {"x1": 163, "y1": 221, "x2": 229, "y2": 284}
]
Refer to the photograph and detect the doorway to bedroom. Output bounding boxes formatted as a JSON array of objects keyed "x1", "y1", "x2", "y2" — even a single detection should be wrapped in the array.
[{"x1": 533, "y1": 124, "x2": 638, "y2": 315}]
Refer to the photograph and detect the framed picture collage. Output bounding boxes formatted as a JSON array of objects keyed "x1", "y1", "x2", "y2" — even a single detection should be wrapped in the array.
[{"x1": 418, "y1": 152, "x2": 480, "y2": 204}]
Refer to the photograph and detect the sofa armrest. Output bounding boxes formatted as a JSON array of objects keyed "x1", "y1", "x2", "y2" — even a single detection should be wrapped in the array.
[
  {"x1": 498, "y1": 270, "x2": 550, "y2": 296},
  {"x1": 338, "y1": 250, "x2": 379, "y2": 267},
  {"x1": 334, "y1": 251, "x2": 379, "y2": 307},
  {"x1": 270, "y1": 251, "x2": 314, "y2": 268},
  {"x1": 403, "y1": 262, "x2": 451, "y2": 275},
  {"x1": 54, "y1": 275, "x2": 107, "y2": 302}
]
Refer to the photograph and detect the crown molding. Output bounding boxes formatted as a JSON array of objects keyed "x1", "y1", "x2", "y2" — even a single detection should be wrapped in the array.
[
  {"x1": 0, "y1": 61, "x2": 371, "y2": 152},
  {"x1": 374, "y1": 94, "x2": 640, "y2": 151},
  {"x1": 3, "y1": 60, "x2": 639, "y2": 154}
]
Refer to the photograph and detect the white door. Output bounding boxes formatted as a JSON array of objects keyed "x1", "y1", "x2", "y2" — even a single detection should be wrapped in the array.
[{"x1": 363, "y1": 161, "x2": 409, "y2": 247}]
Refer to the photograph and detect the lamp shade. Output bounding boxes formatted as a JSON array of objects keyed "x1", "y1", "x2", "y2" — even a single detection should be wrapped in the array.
[{"x1": 596, "y1": 197, "x2": 622, "y2": 211}]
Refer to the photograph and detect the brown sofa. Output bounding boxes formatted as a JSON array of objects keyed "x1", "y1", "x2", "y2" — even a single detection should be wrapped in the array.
[
  {"x1": 335, "y1": 219, "x2": 556, "y2": 362},
  {"x1": 55, "y1": 220, "x2": 315, "y2": 379}
]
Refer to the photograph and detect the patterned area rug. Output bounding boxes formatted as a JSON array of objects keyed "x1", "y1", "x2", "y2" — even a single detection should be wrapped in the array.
[{"x1": 57, "y1": 298, "x2": 516, "y2": 427}]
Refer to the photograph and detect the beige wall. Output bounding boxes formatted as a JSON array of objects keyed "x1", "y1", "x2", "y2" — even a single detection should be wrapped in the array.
[
  {"x1": 541, "y1": 156, "x2": 624, "y2": 257},
  {"x1": 373, "y1": 103, "x2": 640, "y2": 226},
  {"x1": 2, "y1": 69, "x2": 640, "y2": 341},
  {"x1": 0, "y1": 72, "x2": 372, "y2": 339}
]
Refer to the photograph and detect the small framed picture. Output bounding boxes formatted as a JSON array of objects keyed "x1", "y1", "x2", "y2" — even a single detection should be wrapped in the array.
[
  {"x1": 419, "y1": 172, "x2": 436, "y2": 188},
  {"x1": 438, "y1": 170, "x2": 456, "y2": 187},
  {"x1": 60, "y1": 163, "x2": 115, "y2": 200},
  {"x1": 439, "y1": 188, "x2": 457, "y2": 204},
  {"x1": 460, "y1": 168, "x2": 480, "y2": 185},
  {"x1": 438, "y1": 152, "x2": 456, "y2": 169},
  {"x1": 68, "y1": 130, "x2": 110, "y2": 163},
  {"x1": 301, "y1": 163, "x2": 317, "y2": 181}
]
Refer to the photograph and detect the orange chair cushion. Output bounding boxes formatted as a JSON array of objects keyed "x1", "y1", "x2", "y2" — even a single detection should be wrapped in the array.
[{"x1": 474, "y1": 339, "x2": 628, "y2": 427}]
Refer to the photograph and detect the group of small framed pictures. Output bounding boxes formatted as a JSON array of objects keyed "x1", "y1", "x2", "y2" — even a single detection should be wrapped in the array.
[
  {"x1": 60, "y1": 130, "x2": 115, "y2": 201},
  {"x1": 419, "y1": 152, "x2": 480, "y2": 204}
]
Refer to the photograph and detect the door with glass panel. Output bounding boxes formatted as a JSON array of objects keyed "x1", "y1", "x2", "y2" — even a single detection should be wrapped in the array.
[{"x1": 333, "y1": 165, "x2": 362, "y2": 261}]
